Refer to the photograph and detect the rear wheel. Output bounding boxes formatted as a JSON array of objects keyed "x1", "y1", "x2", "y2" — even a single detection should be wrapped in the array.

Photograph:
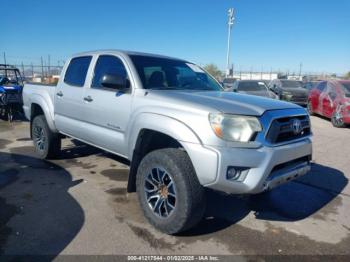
[
  {"x1": 31, "y1": 115, "x2": 61, "y2": 159},
  {"x1": 331, "y1": 112, "x2": 346, "y2": 128},
  {"x1": 136, "y1": 148, "x2": 206, "y2": 234}
]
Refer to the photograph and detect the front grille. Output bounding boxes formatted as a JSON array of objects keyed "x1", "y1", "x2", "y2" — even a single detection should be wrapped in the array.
[
  {"x1": 291, "y1": 96, "x2": 307, "y2": 101},
  {"x1": 6, "y1": 93, "x2": 22, "y2": 103},
  {"x1": 0, "y1": 93, "x2": 22, "y2": 104},
  {"x1": 4, "y1": 89, "x2": 20, "y2": 94},
  {"x1": 266, "y1": 115, "x2": 311, "y2": 144}
]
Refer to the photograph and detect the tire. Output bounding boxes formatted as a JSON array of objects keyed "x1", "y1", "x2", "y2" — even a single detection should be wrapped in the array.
[
  {"x1": 307, "y1": 100, "x2": 314, "y2": 116},
  {"x1": 331, "y1": 112, "x2": 346, "y2": 128},
  {"x1": 31, "y1": 115, "x2": 61, "y2": 159},
  {"x1": 136, "y1": 148, "x2": 206, "y2": 234}
]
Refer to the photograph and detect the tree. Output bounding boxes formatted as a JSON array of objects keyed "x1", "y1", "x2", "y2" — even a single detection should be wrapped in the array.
[
  {"x1": 345, "y1": 71, "x2": 350, "y2": 79},
  {"x1": 203, "y1": 64, "x2": 223, "y2": 80}
]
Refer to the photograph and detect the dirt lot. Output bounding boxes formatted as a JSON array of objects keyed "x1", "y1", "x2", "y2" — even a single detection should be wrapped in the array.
[{"x1": 0, "y1": 116, "x2": 350, "y2": 258}]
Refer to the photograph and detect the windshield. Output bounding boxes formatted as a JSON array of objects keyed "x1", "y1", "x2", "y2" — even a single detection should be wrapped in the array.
[
  {"x1": 237, "y1": 81, "x2": 267, "y2": 91},
  {"x1": 223, "y1": 78, "x2": 235, "y2": 83},
  {"x1": 280, "y1": 80, "x2": 303, "y2": 88},
  {"x1": 0, "y1": 69, "x2": 20, "y2": 85},
  {"x1": 129, "y1": 55, "x2": 222, "y2": 91},
  {"x1": 341, "y1": 83, "x2": 350, "y2": 95}
]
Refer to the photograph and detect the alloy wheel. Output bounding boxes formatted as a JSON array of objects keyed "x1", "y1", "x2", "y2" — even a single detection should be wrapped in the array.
[
  {"x1": 33, "y1": 125, "x2": 46, "y2": 152},
  {"x1": 144, "y1": 167, "x2": 177, "y2": 218}
]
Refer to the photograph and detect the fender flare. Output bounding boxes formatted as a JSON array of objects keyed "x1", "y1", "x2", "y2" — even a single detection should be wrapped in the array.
[
  {"x1": 127, "y1": 112, "x2": 202, "y2": 159},
  {"x1": 30, "y1": 94, "x2": 57, "y2": 132}
]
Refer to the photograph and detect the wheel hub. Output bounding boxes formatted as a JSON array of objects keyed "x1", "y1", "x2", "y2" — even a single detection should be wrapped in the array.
[
  {"x1": 159, "y1": 184, "x2": 169, "y2": 198},
  {"x1": 144, "y1": 167, "x2": 176, "y2": 218}
]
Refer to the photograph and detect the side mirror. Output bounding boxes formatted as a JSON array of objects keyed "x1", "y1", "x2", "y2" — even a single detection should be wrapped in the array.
[{"x1": 101, "y1": 74, "x2": 129, "y2": 90}]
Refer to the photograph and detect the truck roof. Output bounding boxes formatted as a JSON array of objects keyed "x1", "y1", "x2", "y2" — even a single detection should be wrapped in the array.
[{"x1": 72, "y1": 49, "x2": 187, "y2": 62}]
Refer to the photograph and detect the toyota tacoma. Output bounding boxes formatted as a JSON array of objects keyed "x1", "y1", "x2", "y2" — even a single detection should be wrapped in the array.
[{"x1": 22, "y1": 50, "x2": 312, "y2": 234}]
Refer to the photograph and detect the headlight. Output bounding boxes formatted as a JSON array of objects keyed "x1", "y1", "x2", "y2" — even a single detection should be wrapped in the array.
[
  {"x1": 282, "y1": 91, "x2": 293, "y2": 100},
  {"x1": 209, "y1": 113, "x2": 262, "y2": 142},
  {"x1": 282, "y1": 91, "x2": 292, "y2": 96}
]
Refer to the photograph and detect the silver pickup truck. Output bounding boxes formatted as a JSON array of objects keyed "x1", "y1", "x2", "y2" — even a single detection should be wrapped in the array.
[{"x1": 23, "y1": 50, "x2": 312, "y2": 234}]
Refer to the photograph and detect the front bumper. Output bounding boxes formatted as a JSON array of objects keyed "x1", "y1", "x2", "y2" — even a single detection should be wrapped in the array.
[
  {"x1": 281, "y1": 95, "x2": 307, "y2": 106},
  {"x1": 197, "y1": 138, "x2": 312, "y2": 194}
]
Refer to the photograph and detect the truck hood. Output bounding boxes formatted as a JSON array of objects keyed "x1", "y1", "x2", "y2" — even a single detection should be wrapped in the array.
[{"x1": 149, "y1": 90, "x2": 301, "y2": 116}]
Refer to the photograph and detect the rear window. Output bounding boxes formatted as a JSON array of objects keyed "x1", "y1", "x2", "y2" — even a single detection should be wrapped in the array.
[
  {"x1": 341, "y1": 83, "x2": 350, "y2": 95},
  {"x1": 64, "y1": 56, "x2": 92, "y2": 87},
  {"x1": 237, "y1": 81, "x2": 267, "y2": 91},
  {"x1": 280, "y1": 80, "x2": 302, "y2": 88},
  {"x1": 223, "y1": 78, "x2": 236, "y2": 83}
]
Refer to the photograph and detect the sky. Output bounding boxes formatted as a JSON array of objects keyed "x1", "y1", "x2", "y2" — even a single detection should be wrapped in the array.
[{"x1": 1, "y1": 0, "x2": 349, "y2": 75}]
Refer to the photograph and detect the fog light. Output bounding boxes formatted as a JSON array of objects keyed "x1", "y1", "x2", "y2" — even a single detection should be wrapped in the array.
[
  {"x1": 227, "y1": 167, "x2": 238, "y2": 180},
  {"x1": 227, "y1": 166, "x2": 250, "y2": 181}
]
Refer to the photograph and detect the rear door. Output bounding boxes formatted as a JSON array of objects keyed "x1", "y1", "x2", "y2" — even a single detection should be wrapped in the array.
[
  {"x1": 81, "y1": 54, "x2": 133, "y2": 157},
  {"x1": 54, "y1": 56, "x2": 92, "y2": 139}
]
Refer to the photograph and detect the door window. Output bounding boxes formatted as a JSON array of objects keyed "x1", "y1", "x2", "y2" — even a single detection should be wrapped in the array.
[
  {"x1": 316, "y1": 81, "x2": 327, "y2": 92},
  {"x1": 327, "y1": 83, "x2": 337, "y2": 100},
  {"x1": 64, "y1": 56, "x2": 92, "y2": 87},
  {"x1": 92, "y1": 55, "x2": 128, "y2": 89}
]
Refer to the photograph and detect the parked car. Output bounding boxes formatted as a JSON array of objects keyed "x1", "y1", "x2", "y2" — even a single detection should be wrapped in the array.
[
  {"x1": 232, "y1": 80, "x2": 278, "y2": 99},
  {"x1": 304, "y1": 81, "x2": 321, "y2": 93},
  {"x1": 308, "y1": 80, "x2": 350, "y2": 127},
  {"x1": 261, "y1": 79, "x2": 271, "y2": 87},
  {"x1": 269, "y1": 79, "x2": 308, "y2": 106},
  {"x1": 23, "y1": 50, "x2": 312, "y2": 234},
  {"x1": 222, "y1": 77, "x2": 237, "y2": 90},
  {"x1": 0, "y1": 64, "x2": 24, "y2": 121}
]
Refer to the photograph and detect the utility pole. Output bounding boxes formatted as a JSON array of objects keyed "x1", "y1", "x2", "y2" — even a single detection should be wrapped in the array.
[
  {"x1": 3, "y1": 52, "x2": 6, "y2": 65},
  {"x1": 299, "y1": 62, "x2": 303, "y2": 78},
  {"x1": 48, "y1": 55, "x2": 51, "y2": 77},
  {"x1": 41, "y1": 56, "x2": 44, "y2": 79},
  {"x1": 31, "y1": 62, "x2": 34, "y2": 78},
  {"x1": 226, "y1": 8, "x2": 235, "y2": 78},
  {"x1": 21, "y1": 62, "x2": 25, "y2": 77}
]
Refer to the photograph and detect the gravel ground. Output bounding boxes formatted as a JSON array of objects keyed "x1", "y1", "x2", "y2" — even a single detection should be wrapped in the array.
[{"x1": 0, "y1": 116, "x2": 349, "y2": 259}]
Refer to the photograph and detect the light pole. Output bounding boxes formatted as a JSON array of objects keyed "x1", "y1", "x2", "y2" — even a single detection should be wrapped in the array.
[{"x1": 226, "y1": 8, "x2": 235, "y2": 77}]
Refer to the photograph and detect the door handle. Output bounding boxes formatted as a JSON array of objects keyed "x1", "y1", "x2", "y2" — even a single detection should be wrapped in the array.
[
  {"x1": 84, "y1": 96, "x2": 93, "y2": 102},
  {"x1": 56, "y1": 91, "x2": 63, "y2": 97}
]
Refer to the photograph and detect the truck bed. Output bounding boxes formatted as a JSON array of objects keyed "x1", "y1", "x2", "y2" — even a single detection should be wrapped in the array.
[{"x1": 22, "y1": 83, "x2": 56, "y2": 122}]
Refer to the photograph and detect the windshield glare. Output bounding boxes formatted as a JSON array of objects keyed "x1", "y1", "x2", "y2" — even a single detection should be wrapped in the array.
[
  {"x1": 281, "y1": 80, "x2": 302, "y2": 88},
  {"x1": 238, "y1": 81, "x2": 267, "y2": 91},
  {"x1": 130, "y1": 55, "x2": 222, "y2": 91}
]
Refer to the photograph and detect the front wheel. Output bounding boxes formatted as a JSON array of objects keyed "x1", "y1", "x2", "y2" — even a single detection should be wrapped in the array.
[
  {"x1": 331, "y1": 112, "x2": 346, "y2": 128},
  {"x1": 31, "y1": 115, "x2": 61, "y2": 159},
  {"x1": 136, "y1": 148, "x2": 206, "y2": 234}
]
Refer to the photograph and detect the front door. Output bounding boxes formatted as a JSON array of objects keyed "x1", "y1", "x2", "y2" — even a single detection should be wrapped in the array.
[{"x1": 81, "y1": 54, "x2": 133, "y2": 157}]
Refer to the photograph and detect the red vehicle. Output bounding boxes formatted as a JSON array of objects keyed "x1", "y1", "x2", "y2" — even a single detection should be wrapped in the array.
[{"x1": 307, "y1": 80, "x2": 350, "y2": 127}]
